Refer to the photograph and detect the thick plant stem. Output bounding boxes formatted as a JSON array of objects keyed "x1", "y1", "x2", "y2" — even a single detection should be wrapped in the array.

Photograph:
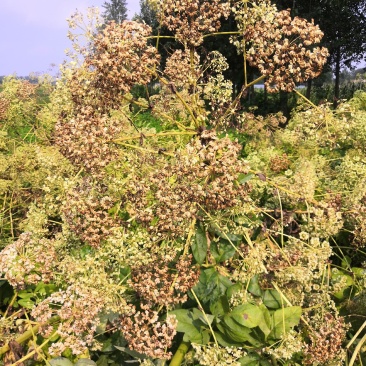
[
  {"x1": 0, "y1": 316, "x2": 60, "y2": 356},
  {"x1": 169, "y1": 341, "x2": 190, "y2": 366}
]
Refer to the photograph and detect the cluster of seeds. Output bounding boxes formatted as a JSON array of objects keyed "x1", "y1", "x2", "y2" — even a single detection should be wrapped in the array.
[
  {"x1": 121, "y1": 305, "x2": 177, "y2": 359},
  {"x1": 244, "y1": 9, "x2": 329, "y2": 92},
  {"x1": 269, "y1": 153, "x2": 291, "y2": 172},
  {"x1": 304, "y1": 313, "x2": 347, "y2": 365},
  {"x1": 126, "y1": 130, "x2": 250, "y2": 237},
  {"x1": 0, "y1": 232, "x2": 57, "y2": 289},
  {"x1": 85, "y1": 21, "x2": 160, "y2": 111},
  {"x1": 164, "y1": 49, "x2": 201, "y2": 88},
  {"x1": 55, "y1": 106, "x2": 122, "y2": 175},
  {"x1": 0, "y1": 93, "x2": 10, "y2": 120},
  {"x1": 129, "y1": 255, "x2": 200, "y2": 307},
  {"x1": 63, "y1": 178, "x2": 119, "y2": 247},
  {"x1": 161, "y1": 0, "x2": 230, "y2": 46},
  {"x1": 31, "y1": 285, "x2": 105, "y2": 356}
]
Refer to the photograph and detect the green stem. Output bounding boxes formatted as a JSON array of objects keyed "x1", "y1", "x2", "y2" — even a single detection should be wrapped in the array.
[
  {"x1": 293, "y1": 88, "x2": 323, "y2": 113},
  {"x1": 0, "y1": 316, "x2": 60, "y2": 356},
  {"x1": 169, "y1": 341, "x2": 190, "y2": 366}
]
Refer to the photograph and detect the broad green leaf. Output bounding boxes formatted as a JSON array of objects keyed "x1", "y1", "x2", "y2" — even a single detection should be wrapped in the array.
[
  {"x1": 262, "y1": 290, "x2": 282, "y2": 309},
  {"x1": 210, "y1": 295, "x2": 230, "y2": 317},
  {"x1": 269, "y1": 306, "x2": 302, "y2": 340},
  {"x1": 238, "y1": 173, "x2": 255, "y2": 184},
  {"x1": 226, "y1": 283, "x2": 243, "y2": 299},
  {"x1": 230, "y1": 303, "x2": 271, "y2": 337},
  {"x1": 248, "y1": 275, "x2": 263, "y2": 297},
  {"x1": 75, "y1": 359, "x2": 97, "y2": 366},
  {"x1": 49, "y1": 358, "x2": 74, "y2": 366},
  {"x1": 18, "y1": 298, "x2": 35, "y2": 309},
  {"x1": 238, "y1": 353, "x2": 272, "y2": 366},
  {"x1": 114, "y1": 346, "x2": 147, "y2": 359},
  {"x1": 215, "y1": 331, "x2": 244, "y2": 347},
  {"x1": 210, "y1": 239, "x2": 236, "y2": 263},
  {"x1": 192, "y1": 268, "x2": 232, "y2": 304},
  {"x1": 221, "y1": 315, "x2": 262, "y2": 346},
  {"x1": 192, "y1": 226, "x2": 208, "y2": 264},
  {"x1": 170, "y1": 309, "x2": 210, "y2": 344},
  {"x1": 230, "y1": 304, "x2": 263, "y2": 328}
]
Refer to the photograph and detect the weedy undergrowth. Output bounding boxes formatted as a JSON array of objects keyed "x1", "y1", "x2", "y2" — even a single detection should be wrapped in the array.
[{"x1": 1, "y1": 1, "x2": 366, "y2": 366}]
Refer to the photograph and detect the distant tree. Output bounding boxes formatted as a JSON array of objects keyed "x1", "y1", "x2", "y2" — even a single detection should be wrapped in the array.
[
  {"x1": 102, "y1": 0, "x2": 128, "y2": 24},
  {"x1": 134, "y1": 0, "x2": 159, "y2": 30}
]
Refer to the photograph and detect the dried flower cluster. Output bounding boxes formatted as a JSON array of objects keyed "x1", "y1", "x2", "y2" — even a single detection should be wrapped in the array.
[
  {"x1": 164, "y1": 49, "x2": 201, "y2": 88},
  {"x1": 162, "y1": 0, "x2": 230, "y2": 46},
  {"x1": 85, "y1": 21, "x2": 159, "y2": 111},
  {"x1": 31, "y1": 285, "x2": 105, "y2": 356},
  {"x1": 121, "y1": 305, "x2": 177, "y2": 359},
  {"x1": 127, "y1": 130, "x2": 250, "y2": 237},
  {"x1": 304, "y1": 314, "x2": 347, "y2": 365},
  {"x1": 269, "y1": 153, "x2": 291, "y2": 172},
  {"x1": 244, "y1": 9, "x2": 329, "y2": 92},
  {"x1": 55, "y1": 107, "x2": 122, "y2": 175},
  {"x1": 0, "y1": 93, "x2": 10, "y2": 120},
  {"x1": 62, "y1": 178, "x2": 119, "y2": 247},
  {"x1": 130, "y1": 255, "x2": 200, "y2": 307},
  {"x1": 0, "y1": 232, "x2": 57, "y2": 289}
]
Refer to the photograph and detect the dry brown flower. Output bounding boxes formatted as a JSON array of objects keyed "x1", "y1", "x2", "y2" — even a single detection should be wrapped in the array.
[
  {"x1": 130, "y1": 255, "x2": 200, "y2": 307},
  {"x1": 54, "y1": 106, "x2": 122, "y2": 175},
  {"x1": 162, "y1": 0, "x2": 230, "y2": 47},
  {"x1": 244, "y1": 9, "x2": 329, "y2": 92},
  {"x1": 270, "y1": 153, "x2": 291, "y2": 172},
  {"x1": 126, "y1": 130, "x2": 250, "y2": 237},
  {"x1": 0, "y1": 232, "x2": 57, "y2": 289},
  {"x1": 304, "y1": 313, "x2": 347, "y2": 365},
  {"x1": 0, "y1": 93, "x2": 10, "y2": 120},
  {"x1": 120, "y1": 304, "x2": 177, "y2": 359},
  {"x1": 63, "y1": 177, "x2": 120, "y2": 247}
]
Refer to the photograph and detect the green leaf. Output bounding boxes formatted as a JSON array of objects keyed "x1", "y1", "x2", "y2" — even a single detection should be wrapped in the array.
[
  {"x1": 193, "y1": 268, "x2": 232, "y2": 304},
  {"x1": 49, "y1": 358, "x2": 74, "y2": 366},
  {"x1": 230, "y1": 303, "x2": 271, "y2": 337},
  {"x1": 238, "y1": 173, "x2": 255, "y2": 184},
  {"x1": 192, "y1": 226, "x2": 208, "y2": 264},
  {"x1": 262, "y1": 290, "x2": 282, "y2": 309},
  {"x1": 248, "y1": 275, "x2": 263, "y2": 297},
  {"x1": 269, "y1": 306, "x2": 302, "y2": 340},
  {"x1": 18, "y1": 298, "x2": 35, "y2": 309},
  {"x1": 226, "y1": 283, "x2": 242, "y2": 300},
  {"x1": 215, "y1": 331, "x2": 243, "y2": 347},
  {"x1": 210, "y1": 239, "x2": 236, "y2": 263},
  {"x1": 210, "y1": 295, "x2": 230, "y2": 317},
  {"x1": 75, "y1": 359, "x2": 97, "y2": 366},
  {"x1": 170, "y1": 309, "x2": 210, "y2": 344},
  {"x1": 114, "y1": 346, "x2": 148, "y2": 360},
  {"x1": 221, "y1": 315, "x2": 262, "y2": 346}
]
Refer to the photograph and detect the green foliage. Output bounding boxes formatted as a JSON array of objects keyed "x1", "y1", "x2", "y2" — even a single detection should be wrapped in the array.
[{"x1": 1, "y1": 2, "x2": 366, "y2": 366}]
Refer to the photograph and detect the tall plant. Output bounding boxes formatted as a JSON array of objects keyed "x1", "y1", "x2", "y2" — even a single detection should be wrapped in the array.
[{"x1": 1, "y1": 1, "x2": 366, "y2": 366}]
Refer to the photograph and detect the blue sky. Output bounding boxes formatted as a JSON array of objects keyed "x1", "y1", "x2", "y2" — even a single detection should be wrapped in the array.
[{"x1": 0, "y1": 0, "x2": 141, "y2": 76}]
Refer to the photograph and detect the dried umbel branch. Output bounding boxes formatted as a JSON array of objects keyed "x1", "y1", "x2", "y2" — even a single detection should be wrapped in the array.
[
  {"x1": 304, "y1": 313, "x2": 347, "y2": 365},
  {"x1": 85, "y1": 21, "x2": 160, "y2": 111},
  {"x1": 126, "y1": 130, "x2": 250, "y2": 237},
  {"x1": 62, "y1": 177, "x2": 120, "y2": 247},
  {"x1": 54, "y1": 106, "x2": 122, "y2": 175},
  {"x1": 0, "y1": 94, "x2": 10, "y2": 120},
  {"x1": 244, "y1": 9, "x2": 329, "y2": 92},
  {"x1": 0, "y1": 232, "x2": 57, "y2": 289},
  {"x1": 129, "y1": 255, "x2": 200, "y2": 307},
  {"x1": 120, "y1": 305, "x2": 177, "y2": 359},
  {"x1": 161, "y1": 0, "x2": 231, "y2": 46}
]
